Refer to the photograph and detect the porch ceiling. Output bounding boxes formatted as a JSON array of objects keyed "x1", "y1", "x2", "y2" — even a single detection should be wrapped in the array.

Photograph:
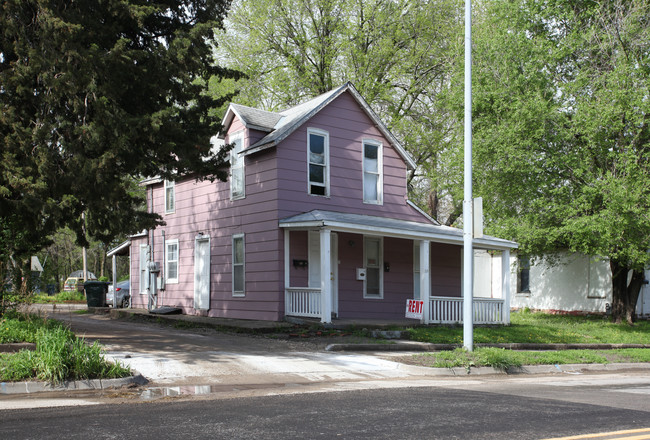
[{"x1": 279, "y1": 210, "x2": 518, "y2": 251}]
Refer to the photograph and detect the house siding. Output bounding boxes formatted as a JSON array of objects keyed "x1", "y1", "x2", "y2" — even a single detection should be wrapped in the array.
[
  {"x1": 130, "y1": 114, "x2": 285, "y2": 321},
  {"x1": 276, "y1": 92, "x2": 425, "y2": 222},
  {"x1": 431, "y1": 243, "x2": 462, "y2": 298},
  {"x1": 509, "y1": 252, "x2": 612, "y2": 313}
]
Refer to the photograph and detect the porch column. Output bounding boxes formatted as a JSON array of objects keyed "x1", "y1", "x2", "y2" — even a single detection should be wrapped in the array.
[
  {"x1": 284, "y1": 230, "x2": 290, "y2": 316},
  {"x1": 320, "y1": 229, "x2": 332, "y2": 323},
  {"x1": 419, "y1": 240, "x2": 431, "y2": 324},
  {"x1": 502, "y1": 249, "x2": 511, "y2": 324},
  {"x1": 111, "y1": 254, "x2": 117, "y2": 304}
]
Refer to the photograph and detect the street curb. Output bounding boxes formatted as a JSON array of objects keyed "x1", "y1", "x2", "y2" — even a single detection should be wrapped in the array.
[
  {"x1": 0, "y1": 374, "x2": 148, "y2": 395},
  {"x1": 410, "y1": 363, "x2": 650, "y2": 377},
  {"x1": 326, "y1": 342, "x2": 451, "y2": 352},
  {"x1": 325, "y1": 342, "x2": 650, "y2": 352},
  {"x1": 0, "y1": 343, "x2": 36, "y2": 353}
]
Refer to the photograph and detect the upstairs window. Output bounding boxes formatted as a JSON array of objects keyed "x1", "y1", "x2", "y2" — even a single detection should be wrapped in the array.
[
  {"x1": 308, "y1": 128, "x2": 329, "y2": 196},
  {"x1": 164, "y1": 180, "x2": 175, "y2": 213},
  {"x1": 230, "y1": 132, "x2": 245, "y2": 200},
  {"x1": 363, "y1": 140, "x2": 383, "y2": 204}
]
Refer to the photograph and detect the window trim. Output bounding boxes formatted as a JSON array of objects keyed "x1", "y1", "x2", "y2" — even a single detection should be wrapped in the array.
[
  {"x1": 164, "y1": 180, "x2": 175, "y2": 214},
  {"x1": 362, "y1": 139, "x2": 383, "y2": 205},
  {"x1": 363, "y1": 236, "x2": 384, "y2": 299},
  {"x1": 232, "y1": 234, "x2": 245, "y2": 297},
  {"x1": 517, "y1": 255, "x2": 531, "y2": 294},
  {"x1": 307, "y1": 128, "x2": 330, "y2": 197},
  {"x1": 165, "y1": 239, "x2": 179, "y2": 285},
  {"x1": 229, "y1": 130, "x2": 245, "y2": 200}
]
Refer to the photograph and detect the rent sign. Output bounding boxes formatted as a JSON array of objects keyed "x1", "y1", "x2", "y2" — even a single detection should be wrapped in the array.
[{"x1": 405, "y1": 299, "x2": 424, "y2": 319}]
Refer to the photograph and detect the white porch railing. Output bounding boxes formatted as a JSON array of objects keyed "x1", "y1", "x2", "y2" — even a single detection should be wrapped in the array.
[
  {"x1": 429, "y1": 296, "x2": 505, "y2": 324},
  {"x1": 285, "y1": 290, "x2": 505, "y2": 324},
  {"x1": 285, "y1": 288, "x2": 321, "y2": 318}
]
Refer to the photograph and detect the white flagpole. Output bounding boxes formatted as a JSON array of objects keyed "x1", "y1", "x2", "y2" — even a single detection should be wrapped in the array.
[{"x1": 463, "y1": 0, "x2": 474, "y2": 351}]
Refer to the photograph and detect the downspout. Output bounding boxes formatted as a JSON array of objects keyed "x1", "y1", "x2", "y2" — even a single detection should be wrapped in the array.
[
  {"x1": 149, "y1": 185, "x2": 154, "y2": 264},
  {"x1": 160, "y1": 230, "x2": 166, "y2": 290}
]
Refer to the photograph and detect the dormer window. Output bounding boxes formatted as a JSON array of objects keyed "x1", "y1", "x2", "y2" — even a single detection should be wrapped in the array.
[
  {"x1": 230, "y1": 131, "x2": 245, "y2": 200},
  {"x1": 307, "y1": 128, "x2": 329, "y2": 196}
]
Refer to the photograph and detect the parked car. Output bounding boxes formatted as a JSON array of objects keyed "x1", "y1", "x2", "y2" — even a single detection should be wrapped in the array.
[
  {"x1": 63, "y1": 270, "x2": 97, "y2": 291},
  {"x1": 107, "y1": 280, "x2": 130, "y2": 308}
]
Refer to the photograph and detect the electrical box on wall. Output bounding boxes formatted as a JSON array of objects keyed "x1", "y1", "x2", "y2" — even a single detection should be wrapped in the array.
[{"x1": 356, "y1": 268, "x2": 366, "y2": 281}]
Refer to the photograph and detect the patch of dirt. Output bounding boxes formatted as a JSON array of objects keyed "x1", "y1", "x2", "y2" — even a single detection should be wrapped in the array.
[{"x1": 389, "y1": 353, "x2": 436, "y2": 367}]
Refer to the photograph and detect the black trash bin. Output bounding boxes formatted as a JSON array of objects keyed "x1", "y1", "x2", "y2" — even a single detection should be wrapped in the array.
[{"x1": 84, "y1": 281, "x2": 108, "y2": 307}]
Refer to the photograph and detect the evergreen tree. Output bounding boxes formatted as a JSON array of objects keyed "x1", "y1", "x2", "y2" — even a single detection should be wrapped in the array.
[{"x1": 0, "y1": 0, "x2": 241, "y2": 281}]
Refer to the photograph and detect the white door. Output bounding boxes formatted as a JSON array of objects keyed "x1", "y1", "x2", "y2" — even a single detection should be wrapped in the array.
[
  {"x1": 638, "y1": 268, "x2": 650, "y2": 317},
  {"x1": 309, "y1": 231, "x2": 338, "y2": 316},
  {"x1": 140, "y1": 245, "x2": 150, "y2": 295},
  {"x1": 194, "y1": 237, "x2": 210, "y2": 310}
]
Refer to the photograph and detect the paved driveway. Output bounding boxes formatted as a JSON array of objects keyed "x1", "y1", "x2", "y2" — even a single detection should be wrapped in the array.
[{"x1": 38, "y1": 305, "x2": 433, "y2": 389}]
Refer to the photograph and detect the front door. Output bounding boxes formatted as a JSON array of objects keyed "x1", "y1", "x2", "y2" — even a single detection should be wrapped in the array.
[
  {"x1": 308, "y1": 231, "x2": 338, "y2": 316},
  {"x1": 194, "y1": 236, "x2": 210, "y2": 310}
]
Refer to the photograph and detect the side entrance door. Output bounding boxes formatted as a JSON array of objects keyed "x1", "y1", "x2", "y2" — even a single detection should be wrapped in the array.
[{"x1": 194, "y1": 236, "x2": 211, "y2": 310}]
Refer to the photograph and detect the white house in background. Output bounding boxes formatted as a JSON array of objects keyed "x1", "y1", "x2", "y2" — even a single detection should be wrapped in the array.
[{"x1": 475, "y1": 250, "x2": 650, "y2": 318}]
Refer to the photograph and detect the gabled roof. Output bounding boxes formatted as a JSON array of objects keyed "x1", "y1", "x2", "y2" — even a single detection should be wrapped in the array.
[
  {"x1": 220, "y1": 82, "x2": 417, "y2": 170},
  {"x1": 222, "y1": 104, "x2": 282, "y2": 133},
  {"x1": 31, "y1": 256, "x2": 44, "y2": 272},
  {"x1": 279, "y1": 210, "x2": 518, "y2": 251}
]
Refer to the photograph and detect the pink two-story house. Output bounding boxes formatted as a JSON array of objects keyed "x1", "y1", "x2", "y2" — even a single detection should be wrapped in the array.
[{"x1": 130, "y1": 82, "x2": 517, "y2": 324}]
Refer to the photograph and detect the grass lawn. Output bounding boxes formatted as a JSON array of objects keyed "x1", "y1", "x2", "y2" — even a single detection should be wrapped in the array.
[
  {"x1": 402, "y1": 347, "x2": 650, "y2": 371},
  {"x1": 398, "y1": 311, "x2": 650, "y2": 370},
  {"x1": 405, "y1": 310, "x2": 650, "y2": 345}
]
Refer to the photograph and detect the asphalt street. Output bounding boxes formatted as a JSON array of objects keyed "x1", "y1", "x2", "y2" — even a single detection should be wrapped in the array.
[{"x1": 1, "y1": 383, "x2": 650, "y2": 439}]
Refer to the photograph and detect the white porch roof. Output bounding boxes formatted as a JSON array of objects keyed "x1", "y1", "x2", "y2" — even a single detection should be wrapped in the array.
[
  {"x1": 107, "y1": 240, "x2": 131, "y2": 257},
  {"x1": 279, "y1": 210, "x2": 517, "y2": 251}
]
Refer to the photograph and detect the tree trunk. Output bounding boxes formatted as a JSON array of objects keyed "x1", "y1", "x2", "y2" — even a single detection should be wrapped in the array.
[
  {"x1": 428, "y1": 189, "x2": 439, "y2": 220},
  {"x1": 626, "y1": 269, "x2": 644, "y2": 324},
  {"x1": 610, "y1": 260, "x2": 643, "y2": 325}
]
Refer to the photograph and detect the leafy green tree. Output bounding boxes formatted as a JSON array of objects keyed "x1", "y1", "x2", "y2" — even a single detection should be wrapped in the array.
[
  {"x1": 214, "y1": 0, "x2": 464, "y2": 224},
  {"x1": 469, "y1": 0, "x2": 650, "y2": 324},
  {"x1": 0, "y1": 0, "x2": 241, "y2": 286}
]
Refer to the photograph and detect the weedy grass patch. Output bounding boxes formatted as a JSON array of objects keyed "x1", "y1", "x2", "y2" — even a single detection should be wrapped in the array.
[
  {"x1": 31, "y1": 291, "x2": 85, "y2": 304},
  {"x1": 408, "y1": 348, "x2": 650, "y2": 371},
  {"x1": 0, "y1": 312, "x2": 131, "y2": 383}
]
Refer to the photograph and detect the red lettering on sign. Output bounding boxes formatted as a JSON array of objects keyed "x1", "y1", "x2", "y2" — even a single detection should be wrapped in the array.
[{"x1": 405, "y1": 299, "x2": 424, "y2": 319}]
